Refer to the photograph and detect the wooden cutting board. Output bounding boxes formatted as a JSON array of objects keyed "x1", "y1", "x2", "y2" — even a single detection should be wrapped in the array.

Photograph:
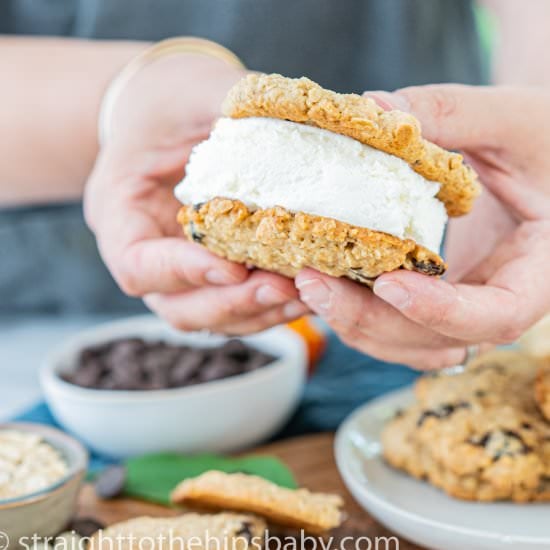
[{"x1": 77, "y1": 433, "x2": 423, "y2": 549}]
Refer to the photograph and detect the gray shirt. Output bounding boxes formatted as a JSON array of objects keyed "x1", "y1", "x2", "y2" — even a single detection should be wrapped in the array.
[{"x1": 0, "y1": 0, "x2": 485, "y2": 313}]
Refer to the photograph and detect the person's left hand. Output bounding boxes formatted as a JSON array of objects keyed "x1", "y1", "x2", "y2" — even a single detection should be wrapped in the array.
[{"x1": 295, "y1": 85, "x2": 550, "y2": 369}]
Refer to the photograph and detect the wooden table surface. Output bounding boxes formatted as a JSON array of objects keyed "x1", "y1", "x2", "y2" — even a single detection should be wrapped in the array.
[{"x1": 77, "y1": 433, "x2": 423, "y2": 549}]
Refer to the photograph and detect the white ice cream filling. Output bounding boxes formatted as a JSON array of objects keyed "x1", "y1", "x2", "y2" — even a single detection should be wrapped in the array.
[{"x1": 175, "y1": 117, "x2": 448, "y2": 253}]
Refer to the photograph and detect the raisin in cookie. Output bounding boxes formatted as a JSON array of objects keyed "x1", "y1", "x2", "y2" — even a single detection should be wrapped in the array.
[{"x1": 382, "y1": 350, "x2": 550, "y2": 502}]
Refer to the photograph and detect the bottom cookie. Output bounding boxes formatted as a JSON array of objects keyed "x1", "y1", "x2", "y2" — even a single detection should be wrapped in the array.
[
  {"x1": 89, "y1": 513, "x2": 266, "y2": 550},
  {"x1": 177, "y1": 198, "x2": 446, "y2": 286}
]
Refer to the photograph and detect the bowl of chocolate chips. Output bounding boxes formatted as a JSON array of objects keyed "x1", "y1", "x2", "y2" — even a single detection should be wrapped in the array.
[{"x1": 41, "y1": 316, "x2": 307, "y2": 458}]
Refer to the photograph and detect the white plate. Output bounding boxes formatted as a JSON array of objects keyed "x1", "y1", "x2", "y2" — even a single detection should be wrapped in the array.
[{"x1": 335, "y1": 387, "x2": 550, "y2": 550}]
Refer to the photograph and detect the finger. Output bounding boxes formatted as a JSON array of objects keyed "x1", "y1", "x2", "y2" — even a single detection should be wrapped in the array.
[
  {"x1": 295, "y1": 269, "x2": 463, "y2": 349},
  {"x1": 213, "y1": 301, "x2": 309, "y2": 336},
  {"x1": 365, "y1": 85, "x2": 542, "y2": 151},
  {"x1": 90, "y1": 167, "x2": 249, "y2": 296},
  {"x1": 373, "y1": 225, "x2": 550, "y2": 343},
  {"x1": 144, "y1": 271, "x2": 301, "y2": 331},
  {"x1": 337, "y1": 332, "x2": 467, "y2": 371},
  {"x1": 110, "y1": 237, "x2": 249, "y2": 296}
]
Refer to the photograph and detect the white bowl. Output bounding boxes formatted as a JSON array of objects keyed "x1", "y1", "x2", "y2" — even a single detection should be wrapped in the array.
[
  {"x1": 40, "y1": 315, "x2": 307, "y2": 458},
  {"x1": 0, "y1": 422, "x2": 87, "y2": 546}
]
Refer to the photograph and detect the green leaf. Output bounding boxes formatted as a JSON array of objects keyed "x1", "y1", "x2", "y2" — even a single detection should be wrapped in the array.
[{"x1": 123, "y1": 453, "x2": 297, "y2": 506}]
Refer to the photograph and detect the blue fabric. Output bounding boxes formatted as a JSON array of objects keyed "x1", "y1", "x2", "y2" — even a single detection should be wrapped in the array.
[
  {"x1": 14, "y1": 333, "x2": 419, "y2": 463},
  {"x1": 278, "y1": 332, "x2": 420, "y2": 437}
]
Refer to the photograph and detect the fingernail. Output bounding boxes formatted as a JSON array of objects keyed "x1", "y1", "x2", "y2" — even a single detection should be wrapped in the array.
[
  {"x1": 256, "y1": 285, "x2": 291, "y2": 306},
  {"x1": 364, "y1": 91, "x2": 410, "y2": 112},
  {"x1": 205, "y1": 269, "x2": 239, "y2": 285},
  {"x1": 296, "y1": 279, "x2": 331, "y2": 312},
  {"x1": 283, "y1": 300, "x2": 309, "y2": 319},
  {"x1": 373, "y1": 281, "x2": 410, "y2": 309}
]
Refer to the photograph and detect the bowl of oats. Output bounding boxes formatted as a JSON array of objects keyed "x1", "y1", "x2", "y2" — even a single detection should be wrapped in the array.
[{"x1": 0, "y1": 423, "x2": 88, "y2": 547}]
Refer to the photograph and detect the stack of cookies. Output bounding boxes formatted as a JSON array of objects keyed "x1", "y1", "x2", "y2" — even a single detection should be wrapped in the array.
[{"x1": 382, "y1": 350, "x2": 550, "y2": 502}]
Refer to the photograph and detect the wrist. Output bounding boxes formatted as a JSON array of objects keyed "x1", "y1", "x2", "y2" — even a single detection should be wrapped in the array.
[{"x1": 98, "y1": 37, "x2": 245, "y2": 146}]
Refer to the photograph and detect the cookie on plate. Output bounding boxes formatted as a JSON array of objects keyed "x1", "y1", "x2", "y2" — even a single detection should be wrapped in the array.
[
  {"x1": 414, "y1": 350, "x2": 540, "y2": 412},
  {"x1": 171, "y1": 470, "x2": 344, "y2": 534},
  {"x1": 382, "y1": 350, "x2": 550, "y2": 502},
  {"x1": 89, "y1": 513, "x2": 266, "y2": 550},
  {"x1": 535, "y1": 359, "x2": 550, "y2": 421},
  {"x1": 175, "y1": 74, "x2": 481, "y2": 285}
]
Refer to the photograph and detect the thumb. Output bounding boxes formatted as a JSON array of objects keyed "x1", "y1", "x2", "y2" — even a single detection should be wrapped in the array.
[{"x1": 365, "y1": 85, "x2": 530, "y2": 151}]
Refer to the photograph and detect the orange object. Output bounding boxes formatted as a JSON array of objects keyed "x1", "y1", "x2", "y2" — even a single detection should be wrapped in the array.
[{"x1": 287, "y1": 317, "x2": 327, "y2": 373}]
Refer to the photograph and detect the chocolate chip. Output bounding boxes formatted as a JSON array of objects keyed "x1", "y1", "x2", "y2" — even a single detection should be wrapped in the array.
[
  {"x1": 169, "y1": 352, "x2": 204, "y2": 386},
  {"x1": 417, "y1": 401, "x2": 470, "y2": 427},
  {"x1": 411, "y1": 259, "x2": 446, "y2": 276},
  {"x1": 67, "y1": 518, "x2": 105, "y2": 537},
  {"x1": 94, "y1": 465, "x2": 126, "y2": 499},
  {"x1": 189, "y1": 221, "x2": 205, "y2": 243},
  {"x1": 521, "y1": 422, "x2": 533, "y2": 430},
  {"x1": 193, "y1": 202, "x2": 205, "y2": 212},
  {"x1": 64, "y1": 338, "x2": 276, "y2": 391},
  {"x1": 474, "y1": 390, "x2": 487, "y2": 398},
  {"x1": 467, "y1": 432, "x2": 492, "y2": 448},
  {"x1": 469, "y1": 429, "x2": 533, "y2": 460}
]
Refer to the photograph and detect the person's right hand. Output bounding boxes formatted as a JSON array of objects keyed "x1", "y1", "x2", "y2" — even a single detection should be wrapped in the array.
[{"x1": 85, "y1": 53, "x2": 308, "y2": 334}]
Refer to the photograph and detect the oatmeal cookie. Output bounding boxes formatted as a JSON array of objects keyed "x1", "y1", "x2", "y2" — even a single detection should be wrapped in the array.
[
  {"x1": 414, "y1": 350, "x2": 540, "y2": 412},
  {"x1": 178, "y1": 198, "x2": 446, "y2": 286},
  {"x1": 171, "y1": 471, "x2": 344, "y2": 534},
  {"x1": 89, "y1": 513, "x2": 266, "y2": 550},
  {"x1": 535, "y1": 359, "x2": 550, "y2": 421},
  {"x1": 223, "y1": 73, "x2": 480, "y2": 217},
  {"x1": 382, "y1": 351, "x2": 550, "y2": 502}
]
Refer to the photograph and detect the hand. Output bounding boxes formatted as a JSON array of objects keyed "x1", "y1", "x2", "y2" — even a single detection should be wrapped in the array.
[
  {"x1": 85, "y1": 54, "x2": 308, "y2": 333},
  {"x1": 295, "y1": 85, "x2": 550, "y2": 369}
]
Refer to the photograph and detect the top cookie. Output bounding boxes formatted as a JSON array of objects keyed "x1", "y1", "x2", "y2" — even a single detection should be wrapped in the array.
[{"x1": 223, "y1": 73, "x2": 481, "y2": 217}]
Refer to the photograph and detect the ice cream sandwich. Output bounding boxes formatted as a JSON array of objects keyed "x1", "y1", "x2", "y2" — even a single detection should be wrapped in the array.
[{"x1": 175, "y1": 74, "x2": 480, "y2": 285}]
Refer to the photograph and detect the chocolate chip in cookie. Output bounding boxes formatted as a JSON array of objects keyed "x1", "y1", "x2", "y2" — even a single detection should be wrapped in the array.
[{"x1": 417, "y1": 401, "x2": 471, "y2": 427}]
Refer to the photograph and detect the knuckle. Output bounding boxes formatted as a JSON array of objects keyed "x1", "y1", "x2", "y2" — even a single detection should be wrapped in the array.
[
  {"x1": 174, "y1": 321, "x2": 195, "y2": 332},
  {"x1": 417, "y1": 303, "x2": 451, "y2": 330},
  {"x1": 116, "y1": 248, "x2": 147, "y2": 297},
  {"x1": 177, "y1": 262, "x2": 205, "y2": 287},
  {"x1": 400, "y1": 85, "x2": 459, "y2": 142},
  {"x1": 169, "y1": 316, "x2": 197, "y2": 332},
  {"x1": 496, "y1": 324, "x2": 524, "y2": 344},
  {"x1": 338, "y1": 327, "x2": 369, "y2": 351},
  {"x1": 427, "y1": 87, "x2": 459, "y2": 124},
  {"x1": 495, "y1": 295, "x2": 528, "y2": 344},
  {"x1": 114, "y1": 267, "x2": 142, "y2": 297},
  {"x1": 216, "y1": 299, "x2": 241, "y2": 322}
]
